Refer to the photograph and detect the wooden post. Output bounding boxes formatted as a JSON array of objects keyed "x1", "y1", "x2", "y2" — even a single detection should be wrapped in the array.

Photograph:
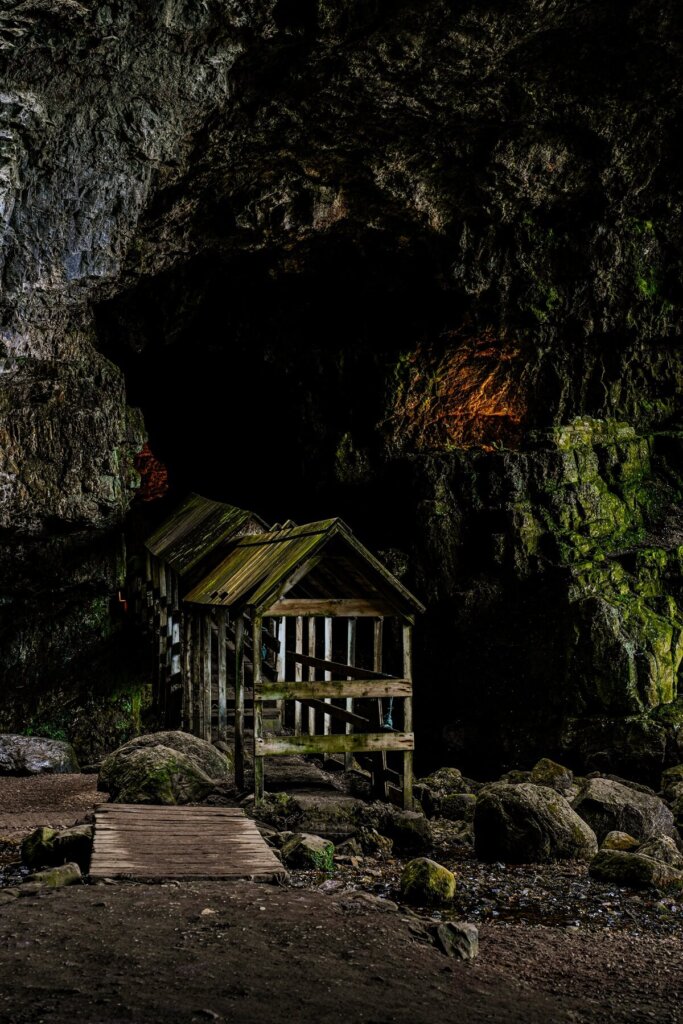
[
  {"x1": 345, "y1": 618, "x2": 357, "y2": 771},
  {"x1": 163, "y1": 565, "x2": 173, "y2": 725},
  {"x1": 323, "y1": 616, "x2": 333, "y2": 735},
  {"x1": 217, "y1": 608, "x2": 228, "y2": 743},
  {"x1": 402, "y1": 623, "x2": 414, "y2": 810},
  {"x1": 202, "y1": 612, "x2": 212, "y2": 742},
  {"x1": 373, "y1": 618, "x2": 389, "y2": 800},
  {"x1": 294, "y1": 616, "x2": 303, "y2": 735},
  {"x1": 234, "y1": 614, "x2": 245, "y2": 790},
  {"x1": 169, "y1": 572, "x2": 182, "y2": 727},
  {"x1": 253, "y1": 615, "x2": 264, "y2": 804},
  {"x1": 276, "y1": 617, "x2": 286, "y2": 730},
  {"x1": 191, "y1": 609, "x2": 203, "y2": 737},
  {"x1": 307, "y1": 617, "x2": 316, "y2": 735},
  {"x1": 144, "y1": 551, "x2": 153, "y2": 630},
  {"x1": 151, "y1": 558, "x2": 161, "y2": 711},
  {"x1": 182, "y1": 610, "x2": 193, "y2": 733}
]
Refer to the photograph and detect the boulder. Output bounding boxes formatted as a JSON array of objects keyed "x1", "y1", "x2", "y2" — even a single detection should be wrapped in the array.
[
  {"x1": 98, "y1": 731, "x2": 232, "y2": 794},
  {"x1": 588, "y1": 850, "x2": 683, "y2": 889},
  {"x1": 21, "y1": 863, "x2": 82, "y2": 894},
  {"x1": 281, "y1": 833, "x2": 334, "y2": 872},
  {"x1": 21, "y1": 827, "x2": 57, "y2": 870},
  {"x1": 99, "y1": 745, "x2": 219, "y2": 805},
  {"x1": 357, "y1": 827, "x2": 393, "y2": 858},
  {"x1": 440, "y1": 793, "x2": 477, "y2": 822},
  {"x1": 414, "y1": 767, "x2": 471, "y2": 817},
  {"x1": 672, "y1": 795, "x2": 683, "y2": 830},
  {"x1": 401, "y1": 858, "x2": 456, "y2": 904},
  {"x1": 600, "y1": 831, "x2": 639, "y2": 852},
  {"x1": 500, "y1": 770, "x2": 532, "y2": 785},
  {"x1": 381, "y1": 810, "x2": 433, "y2": 854},
  {"x1": 430, "y1": 922, "x2": 479, "y2": 960},
  {"x1": 474, "y1": 783, "x2": 598, "y2": 864},
  {"x1": 52, "y1": 824, "x2": 94, "y2": 872},
  {"x1": 529, "y1": 758, "x2": 574, "y2": 795},
  {"x1": 572, "y1": 777, "x2": 675, "y2": 842},
  {"x1": 661, "y1": 765, "x2": 683, "y2": 802},
  {"x1": 635, "y1": 834, "x2": 683, "y2": 870},
  {"x1": 0, "y1": 735, "x2": 79, "y2": 775}
]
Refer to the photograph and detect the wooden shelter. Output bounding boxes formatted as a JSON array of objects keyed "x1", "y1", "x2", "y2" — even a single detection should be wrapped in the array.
[{"x1": 136, "y1": 494, "x2": 424, "y2": 808}]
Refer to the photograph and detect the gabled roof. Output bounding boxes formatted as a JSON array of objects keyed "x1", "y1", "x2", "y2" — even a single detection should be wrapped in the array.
[
  {"x1": 145, "y1": 493, "x2": 266, "y2": 578},
  {"x1": 183, "y1": 517, "x2": 425, "y2": 618}
]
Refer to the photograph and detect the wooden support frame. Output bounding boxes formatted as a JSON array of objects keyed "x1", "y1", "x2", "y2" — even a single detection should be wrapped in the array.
[
  {"x1": 253, "y1": 615, "x2": 264, "y2": 804},
  {"x1": 255, "y1": 732, "x2": 414, "y2": 757}
]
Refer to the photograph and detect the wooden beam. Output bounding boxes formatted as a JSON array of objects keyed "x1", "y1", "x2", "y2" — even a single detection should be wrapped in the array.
[
  {"x1": 286, "y1": 649, "x2": 394, "y2": 681},
  {"x1": 294, "y1": 616, "x2": 303, "y2": 736},
  {"x1": 182, "y1": 610, "x2": 193, "y2": 733},
  {"x1": 217, "y1": 608, "x2": 228, "y2": 743},
  {"x1": 253, "y1": 616, "x2": 264, "y2": 804},
  {"x1": 297, "y1": 698, "x2": 369, "y2": 730},
  {"x1": 402, "y1": 622, "x2": 414, "y2": 811},
  {"x1": 255, "y1": 732, "x2": 414, "y2": 757},
  {"x1": 323, "y1": 616, "x2": 332, "y2": 735},
  {"x1": 191, "y1": 609, "x2": 202, "y2": 737},
  {"x1": 202, "y1": 611, "x2": 212, "y2": 742},
  {"x1": 345, "y1": 617, "x2": 357, "y2": 771},
  {"x1": 307, "y1": 618, "x2": 316, "y2": 736},
  {"x1": 255, "y1": 679, "x2": 412, "y2": 700},
  {"x1": 374, "y1": 618, "x2": 389, "y2": 801},
  {"x1": 264, "y1": 598, "x2": 396, "y2": 617},
  {"x1": 234, "y1": 614, "x2": 245, "y2": 791}
]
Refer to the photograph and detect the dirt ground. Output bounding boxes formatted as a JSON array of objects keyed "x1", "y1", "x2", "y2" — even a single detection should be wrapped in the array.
[{"x1": 0, "y1": 777, "x2": 682, "y2": 1024}]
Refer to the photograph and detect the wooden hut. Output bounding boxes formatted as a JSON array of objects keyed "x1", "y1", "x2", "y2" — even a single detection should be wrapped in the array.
[{"x1": 137, "y1": 495, "x2": 424, "y2": 808}]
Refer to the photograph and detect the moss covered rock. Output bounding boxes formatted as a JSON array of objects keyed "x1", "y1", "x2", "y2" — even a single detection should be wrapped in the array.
[
  {"x1": 529, "y1": 758, "x2": 574, "y2": 795},
  {"x1": 281, "y1": 833, "x2": 334, "y2": 872},
  {"x1": 21, "y1": 826, "x2": 57, "y2": 869},
  {"x1": 415, "y1": 767, "x2": 471, "y2": 817},
  {"x1": 99, "y1": 745, "x2": 218, "y2": 804},
  {"x1": 382, "y1": 810, "x2": 433, "y2": 854},
  {"x1": 0, "y1": 735, "x2": 79, "y2": 775},
  {"x1": 22, "y1": 862, "x2": 82, "y2": 892},
  {"x1": 572, "y1": 777, "x2": 675, "y2": 842},
  {"x1": 589, "y1": 850, "x2": 683, "y2": 889},
  {"x1": 401, "y1": 858, "x2": 456, "y2": 905},
  {"x1": 99, "y1": 731, "x2": 232, "y2": 793},
  {"x1": 52, "y1": 824, "x2": 94, "y2": 872},
  {"x1": 661, "y1": 765, "x2": 683, "y2": 802},
  {"x1": 600, "y1": 831, "x2": 639, "y2": 852},
  {"x1": 636, "y1": 834, "x2": 683, "y2": 870},
  {"x1": 474, "y1": 783, "x2": 598, "y2": 863}
]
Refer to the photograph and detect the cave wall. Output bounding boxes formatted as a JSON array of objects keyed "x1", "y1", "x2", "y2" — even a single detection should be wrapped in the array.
[{"x1": 1, "y1": 0, "x2": 682, "y2": 777}]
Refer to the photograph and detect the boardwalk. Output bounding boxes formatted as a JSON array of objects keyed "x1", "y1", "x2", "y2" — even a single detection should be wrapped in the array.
[{"x1": 90, "y1": 804, "x2": 286, "y2": 881}]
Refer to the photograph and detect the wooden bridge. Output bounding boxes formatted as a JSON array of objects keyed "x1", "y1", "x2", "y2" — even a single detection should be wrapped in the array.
[{"x1": 89, "y1": 804, "x2": 286, "y2": 882}]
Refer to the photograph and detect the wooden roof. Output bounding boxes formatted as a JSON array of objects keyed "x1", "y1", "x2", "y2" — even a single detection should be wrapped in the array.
[
  {"x1": 183, "y1": 517, "x2": 425, "y2": 619},
  {"x1": 145, "y1": 493, "x2": 266, "y2": 578}
]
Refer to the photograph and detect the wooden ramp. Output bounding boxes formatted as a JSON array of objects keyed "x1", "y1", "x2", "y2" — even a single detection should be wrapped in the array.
[{"x1": 90, "y1": 804, "x2": 286, "y2": 882}]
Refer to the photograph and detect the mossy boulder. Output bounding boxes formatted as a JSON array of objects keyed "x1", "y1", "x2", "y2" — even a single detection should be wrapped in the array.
[
  {"x1": 474, "y1": 783, "x2": 598, "y2": 863},
  {"x1": 589, "y1": 850, "x2": 683, "y2": 889},
  {"x1": 636, "y1": 834, "x2": 683, "y2": 870},
  {"x1": 401, "y1": 858, "x2": 456, "y2": 905},
  {"x1": 414, "y1": 767, "x2": 471, "y2": 817},
  {"x1": 529, "y1": 758, "x2": 574, "y2": 795},
  {"x1": 572, "y1": 777, "x2": 675, "y2": 842},
  {"x1": 98, "y1": 731, "x2": 232, "y2": 794},
  {"x1": 21, "y1": 827, "x2": 58, "y2": 869},
  {"x1": 600, "y1": 831, "x2": 639, "y2": 852},
  {"x1": 99, "y1": 745, "x2": 219, "y2": 804},
  {"x1": 21, "y1": 862, "x2": 82, "y2": 893},
  {"x1": 381, "y1": 810, "x2": 433, "y2": 854},
  {"x1": 661, "y1": 765, "x2": 683, "y2": 802},
  {"x1": 0, "y1": 735, "x2": 79, "y2": 775},
  {"x1": 52, "y1": 824, "x2": 94, "y2": 872},
  {"x1": 281, "y1": 833, "x2": 334, "y2": 872},
  {"x1": 440, "y1": 793, "x2": 477, "y2": 822}
]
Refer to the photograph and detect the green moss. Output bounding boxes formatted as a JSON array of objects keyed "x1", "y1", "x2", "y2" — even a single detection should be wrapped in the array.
[
  {"x1": 637, "y1": 270, "x2": 659, "y2": 299},
  {"x1": 401, "y1": 857, "x2": 456, "y2": 904}
]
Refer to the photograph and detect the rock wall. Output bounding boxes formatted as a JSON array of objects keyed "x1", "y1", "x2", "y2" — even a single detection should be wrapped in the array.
[{"x1": 1, "y1": 1, "x2": 682, "y2": 777}]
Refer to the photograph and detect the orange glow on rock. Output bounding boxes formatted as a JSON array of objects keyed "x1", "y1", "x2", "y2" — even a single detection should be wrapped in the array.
[
  {"x1": 390, "y1": 332, "x2": 527, "y2": 452},
  {"x1": 134, "y1": 443, "x2": 169, "y2": 501}
]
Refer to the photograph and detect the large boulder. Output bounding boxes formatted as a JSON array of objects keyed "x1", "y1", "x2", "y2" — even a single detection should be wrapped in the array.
[
  {"x1": 474, "y1": 783, "x2": 598, "y2": 864},
  {"x1": 572, "y1": 777, "x2": 675, "y2": 842},
  {"x1": 529, "y1": 758, "x2": 574, "y2": 796},
  {"x1": 99, "y1": 743, "x2": 224, "y2": 805},
  {"x1": 98, "y1": 732, "x2": 232, "y2": 793},
  {"x1": 589, "y1": 850, "x2": 683, "y2": 889},
  {"x1": 0, "y1": 735, "x2": 79, "y2": 775}
]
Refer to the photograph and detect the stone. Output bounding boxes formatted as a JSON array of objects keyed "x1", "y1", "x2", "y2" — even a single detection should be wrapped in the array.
[
  {"x1": 0, "y1": 735, "x2": 79, "y2": 775},
  {"x1": 339, "y1": 892, "x2": 399, "y2": 913},
  {"x1": 357, "y1": 828, "x2": 393, "y2": 858},
  {"x1": 414, "y1": 767, "x2": 471, "y2": 817},
  {"x1": 474, "y1": 783, "x2": 598, "y2": 863},
  {"x1": 572, "y1": 777, "x2": 675, "y2": 842},
  {"x1": 529, "y1": 758, "x2": 574, "y2": 795},
  {"x1": 440, "y1": 793, "x2": 477, "y2": 822},
  {"x1": 661, "y1": 765, "x2": 683, "y2": 802},
  {"x1": 600, "y1": 831, "x2": 639, "y2": 852},
  {"x1": 99, "y1": 745, "x2": 219, "y2": 805},
  {"x1": 52, "y1": 825, "x2": 94, "y2": 872},
  {"x1": 99, "y1": 731, "x2": 232, "y2": 794},
  {"x1": 500, "y1": 770, "x2": 532, "y2": 785},
  {"x1": 21, "y1": 827, "x2": 57, "y2": 870},
  {"x1": 672, "y1": 795, "x2": 683, "y2": 830},
  {"x1": 588, "y1": 850, "x2": 683, "y2": 890},
  {"x1": 334, "y1": 837, "x2": 362, "y2": 857},
  {"x1": 281, "y1": 833, "x2": 335, "y2": 872},
  {"x1": 635, "y1": 834, "x2": 683, "y2": 870},
  {"x1": 400, "y1": 858, "x2": 456, "y2": 904},
  {"x1": 430, "y1": 922, "x2": 479, "y2": 960},
  {"x1": 21, "y1": 863, "x2": 82, "y2": 893},
  {"x1": 381, "y1": 811, "x2": 433, "y2": 855}
]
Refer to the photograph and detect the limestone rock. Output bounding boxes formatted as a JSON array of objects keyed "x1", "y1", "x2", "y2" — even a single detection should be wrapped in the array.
[
  {"x1": 401, "y1": 858, "x2": 456, "y2": 904},
  {"x1": 635, "y1": 834, "x2": 683, "y2": 870},
  {"x1": 99, "y1": 731, "x2": 232, "y2": 794},
  {"x1": 0, "y1": 735, "x2": 79, "y2": 776},
  {"x1": 414, "y1": 767, "x2": 471, "y2": 817},
  {"x1": 99, "y1": 745, "x2": 219, "y2": 805},
  {"x1": 529, "y1": 758, "x2": 574, "y2": 795},
  {"x1": 474, "y1": 783, "x2": 598, "y2": 863},
  {"x1": 600, "y1": 831, "x2": 639, "y2": 852},
  {"x1": 281, "y1": 833, "x2": 335, "y2": 872},
  {"x1": 21, "y1": 862, "x2": 82, "y2": 893},
  {"x1": 21, "y1": 827, "x2": 57, "y2": 870},
  {"x1": 430, "y1": 922, "x2": 479, "y2": 960},
  {"x1": 52, "y1": 824, "x2": 94, "y2": 872},
  {"x1": 572, "y1": 777, "x2": 675, "y2": 842},
  {"x1": 588, "y1": 850, "x2": 683, "y2": 889}
]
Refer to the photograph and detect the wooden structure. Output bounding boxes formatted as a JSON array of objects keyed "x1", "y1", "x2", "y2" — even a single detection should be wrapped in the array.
[
  {"x1": 136, "y1": 494, "x2": 424, "y2": 808},
  {"x1": 90, "y1": 804, "x2": 286, "y2": 881}
]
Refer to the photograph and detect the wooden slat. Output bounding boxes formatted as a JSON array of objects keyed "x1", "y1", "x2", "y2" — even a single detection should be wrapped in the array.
[
  {"x1": 253, "y1": 616, "x2": 264, "y2": 804},
  {"x1": 256, "y1": 679, "x2": 412, "y2": 700},
  {"x1": 323, "y1": 617, "x2": 333, "y2": 735},
  {"x1": 307, "y1": 617, "x2": 316, "y2": 736},
  {"x1": 374, "y1": 618, "x2": 389, "y2": 801},
  {"x1": 264, "y1": 598, "x2": 396, "y2": 617},
  {"x1": 402, "y1": 622, "x2": 414, "y2": 811},
  {"x1": 234, "y1": 614, "x2": 246, "y2": 790},
  {"x1": 294, "y1": 616, "x2": 303, "y2": 736},
  {"x1": 297, "y1": 698, "x2": 369, "y2": 729},
  {"x1": 217, "y1": 609, "x2": 228, "y2": 743},
  {"x1": 345, "y1": 617, "x2": 357, "y2": 772},
  {"x1": 285, "y1": 650, "x2": 394, "y2": 681},
  {"x1": 255, "y1": 732, "x2": 414, "y2": 756}
]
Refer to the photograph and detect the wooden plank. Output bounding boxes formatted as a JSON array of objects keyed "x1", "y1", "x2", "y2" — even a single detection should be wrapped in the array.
[
  {"x1": 374, "y1": 618, "x2": 389, "y2": 801},
  {"x1": 182, "y1": 612, "x2": 193, "y2": 733},
  {"x1": 287, "y1": 650, "x2": 393, "y2": 681},
  {"x1": 345, "y1": 617, "x2": 357, "y2": 771},
  {"x1": 264, "y1": 598, "x2": 396, "y2": 617},
  {"x1": 234, "y1": 614, "x2": 245, "y2": 790},
  {"x1": 294, "y1": 616, "x2": 303, "y2": 736},
  {"x1": 253, "y1": 616, "x2": 264, "y2": 804},
  {"x1": 323, "y1": 616, "x2": 333, "y2": 735},
  {"x1": 297, "y1": 698, "x2": 369, "y2": 729},
  {"x1": 191, "y1": 609, "x2": 203, "y2": 737},
  {"x1": 307, "y1": 617, "x2": 316, "y2": 736},
  {"x1": 402, "y1": 622, "x2": 414, "y2": 811},
  {"x1": 202, "y1": 611, "x2": 212, "y2": 742},
  {"x1": 255, "y1": 731, "x2": 414, "y2": 756},
  {"x1": 255, "y1": 679, "x2": 412, "y2": 700},
  {"x1": 217, "y1": 608, "x2": 228, "y2": 743}
]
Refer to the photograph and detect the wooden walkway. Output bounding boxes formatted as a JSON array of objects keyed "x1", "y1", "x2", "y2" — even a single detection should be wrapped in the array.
[{"x1": 90, "y1": 804, "x2": 287, "y2": 882}]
